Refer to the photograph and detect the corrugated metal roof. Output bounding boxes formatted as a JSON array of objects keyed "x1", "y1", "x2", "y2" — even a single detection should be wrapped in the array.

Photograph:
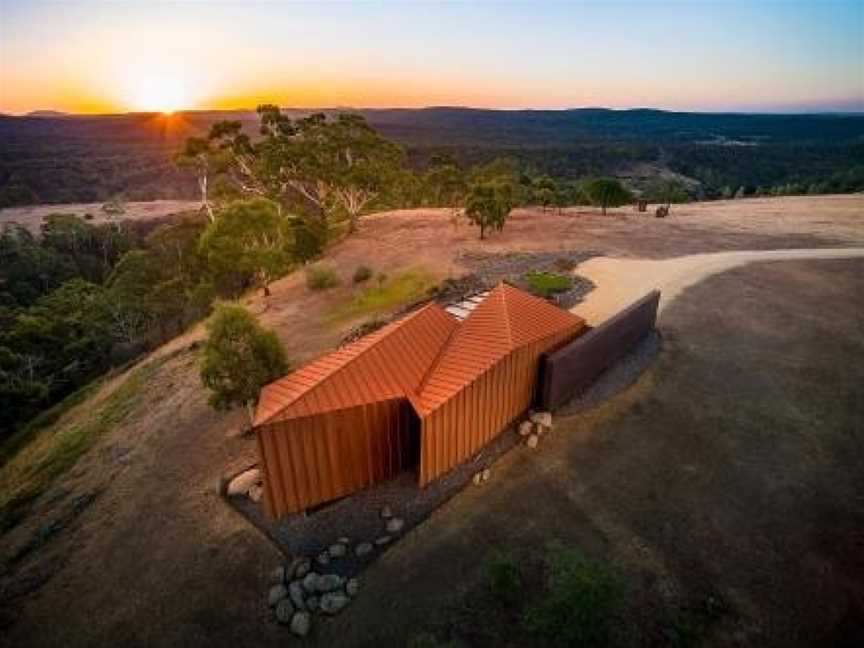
[
  {"x1": 254, "y1": 302, "x2": 458, "y2": 426},
  {"x1": 415, "y1": 283, "x2": 585, "y2": 414}
]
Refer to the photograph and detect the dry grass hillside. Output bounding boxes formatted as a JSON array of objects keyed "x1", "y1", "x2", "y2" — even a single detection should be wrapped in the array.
[{"x1": 1, "y1": 194, "x2": 862, "y2": 647}]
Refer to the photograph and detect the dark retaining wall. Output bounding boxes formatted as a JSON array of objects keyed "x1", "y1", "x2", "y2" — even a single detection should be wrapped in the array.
[{"x1": 538, "y1": 290, "x2": 661, "y2": 410}]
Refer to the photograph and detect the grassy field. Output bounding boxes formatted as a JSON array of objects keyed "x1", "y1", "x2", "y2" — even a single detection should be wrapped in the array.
[{"x1": 0, "y1": 360, "x2": 161, "y2": 532}]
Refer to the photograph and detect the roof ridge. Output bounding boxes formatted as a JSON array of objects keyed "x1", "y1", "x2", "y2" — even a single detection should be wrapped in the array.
[
  {"x1": 498, "y1": 282, "x2": 514, "y2": 350},
  {"x1": 256, "y1": 301, "x2": 442, "y2": 426}
]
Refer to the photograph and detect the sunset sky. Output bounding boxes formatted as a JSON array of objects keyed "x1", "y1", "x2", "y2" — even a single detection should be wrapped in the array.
[{"x1": 1, "y1": 0, "x2": 862, "y2": 115}]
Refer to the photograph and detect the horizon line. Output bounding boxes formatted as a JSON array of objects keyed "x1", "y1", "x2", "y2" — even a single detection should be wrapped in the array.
[{"x1": 7, "y1": 104, "x2": 864, "y2": 118}]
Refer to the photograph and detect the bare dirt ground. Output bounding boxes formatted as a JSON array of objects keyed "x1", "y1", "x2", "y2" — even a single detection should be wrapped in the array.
[
  {"x1": 0, "y1": 200, "x2": 199, "y2": 233},
  {"x1": 1, "y1": 195, "x2": 862, "y2": 647},
  {"x1": 317, "y1": 258, "x2": 864, "y2": 647}
]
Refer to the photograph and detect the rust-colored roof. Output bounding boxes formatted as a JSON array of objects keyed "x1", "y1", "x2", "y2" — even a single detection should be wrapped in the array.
[
  {"x1": 415, "y1": 283, "x2": 585, "y2": 414},
  {"x1": 254, "y1": 302, "x2": 458, "y2": 426}
]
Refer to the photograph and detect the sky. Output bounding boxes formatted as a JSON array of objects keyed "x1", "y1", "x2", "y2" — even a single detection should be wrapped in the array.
[{"x1": 0, "y1": 0, "x2": 862, "y2": 114}]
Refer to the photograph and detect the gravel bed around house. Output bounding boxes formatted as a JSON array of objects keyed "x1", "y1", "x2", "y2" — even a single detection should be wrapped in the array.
[{"x1": 228, "y1": 422, "x2": 523, "y2": 578}]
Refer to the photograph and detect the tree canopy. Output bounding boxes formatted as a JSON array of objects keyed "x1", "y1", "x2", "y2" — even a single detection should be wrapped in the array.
[
  {"x1": 465, "y1": 181, "x2": 514, "y2": 239},
  {"x1": 583, "y1": 178, "x2": 633, "y2": 215}
]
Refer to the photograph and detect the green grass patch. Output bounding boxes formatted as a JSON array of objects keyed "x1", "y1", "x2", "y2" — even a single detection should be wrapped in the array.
[
  {"x1": 523, "y1": 544, "x2": 623, "y2": 647},
  {"x1": 524, "y1": 271, "x2": 573, "y2": 298},
  {"x1": 0, "y1": 360, "x2": 161, "y2": 533},
  {"x1": 485, "y1": 547, "x2": 523, "y2": 606},
  {"x1": 306, "y1": 264, "x2": 341, "y2": 291},
  {"x1": 331, "y1": 269, "x2": 437, "y2": 322}
]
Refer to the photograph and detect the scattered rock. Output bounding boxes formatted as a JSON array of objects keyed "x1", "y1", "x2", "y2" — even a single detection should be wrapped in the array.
[
  {"x1": 248, "y1": 484, "x2": 263, "y2": 502},
  {"x1": 472, "y1": 472, "x2": 482, "y2": 486},
  {"x1": 292, "y1": 557, "x2": 312, "y2": 580},
  {"x1": 386, "y1": 517, "x2": 404, "y2": 533},
  {"x1": 375, "y1": 535, "x2": 392, "y2": 546},
  {"x1": 530, "y1": 411, "x2": 552, "y2": 428},
  {"x1": 518, "y1": 420, "x2": 533, "y2": 436},
  {"x1": 268, "y1": 584, "x2": 288, "y2": 607},
  {"x1": 481, "y1": 468, "x2": 491, "y2": 482},
  {"x1": 355, "y1": 542, "x2": 373, "y2": 557},
  {"x1": 535, "y1": 422, "x2": 545, "y2": 435},
  {"x1": 288, "y1": 580, "x2": 305, "y2": 610},
  {"x1": 380, "y1": 505, "x2": 393, "y2": 519},
  {"x1": 301, "y1": 572, "x2": 320, "y2": 593},
  {"x1": 290, "y1": 611, "x2": 311, "y2": 637},
  {"x1": 526, "y1": 434, "x2": 539, "y2": 449},
  {"x1": 329, "y1": 543, "x2": 347, "y2": 558},
  {"x1": 316, "y1": 573, "x2": 343, "y2": 593},
  {"x1": 306, "y1": 595, "x2": 319, "y2": 612},
  {"x1": 275, "y1": 598, "x2": 294, "y2": 624},
  {"x1": 316, "y1": 550, "x2": 330, "y2": 566},
  {"x1": 226, "y1": 468, "x2": 261, "y2": 496},
  {"x1": 346, "y1": 577, "x2": 360, "y2": 597},
  {"x1": 320, "y1": 591, "x2": 350, "y2": 615},
  {"x1": 269, "y1": 565, "x2": 286, "y2": 585}
]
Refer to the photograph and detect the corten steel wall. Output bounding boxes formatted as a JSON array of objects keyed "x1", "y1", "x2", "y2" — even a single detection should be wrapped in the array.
[
  {"x1": 257, "y1": 398, "x2": 417, "y2": 517},
  {"x1": 419, "y1": 327, "x2": 577, "y2": 486},
  {"x1": 539, "y1": 290, "x2": 660, "y2": 411}
]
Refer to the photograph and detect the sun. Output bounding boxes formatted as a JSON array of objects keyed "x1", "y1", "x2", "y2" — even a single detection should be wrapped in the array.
[{"x1": 125, "y1": 73, "x2": 193, "y2": 114}]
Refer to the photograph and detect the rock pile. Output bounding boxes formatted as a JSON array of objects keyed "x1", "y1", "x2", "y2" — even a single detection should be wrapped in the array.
[
  {"x1": 522, "y1": 410, "x2": 553, "y2": 449},
  {"x1": 267, "y1": 508, "x2": 408, "y2": 635},
  {"x1": 268, "y1": 555, "x2": 362, "y2": 636}
]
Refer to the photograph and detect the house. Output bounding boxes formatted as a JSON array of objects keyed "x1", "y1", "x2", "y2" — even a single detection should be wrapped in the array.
[{"x1": 254, "y1": 282, "x2": 586, "y2": 518}]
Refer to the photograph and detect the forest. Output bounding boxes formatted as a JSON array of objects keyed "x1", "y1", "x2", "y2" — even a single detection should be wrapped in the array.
[{"x1": 2, "y1": 107, "x2": 863, "y2": 207}]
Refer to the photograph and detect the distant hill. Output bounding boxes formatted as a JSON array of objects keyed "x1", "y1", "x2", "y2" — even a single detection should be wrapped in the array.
[{"x1": 1, "y1": 107, "x2": 863, "y2": 206}]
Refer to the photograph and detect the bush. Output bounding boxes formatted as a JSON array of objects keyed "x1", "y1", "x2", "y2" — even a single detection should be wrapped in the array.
[
  {"x1": 485, "y1": 548, "x2": 522, "y2": 605},
  {"x1": 199, "y1": 303, "x2": 288, "y2": 428},
  {"x1": 353, "y1": 265, "x2": 373, "y2": 284},
  {"x1": 523, "y1": 546, "x2": 622, "y2": 647},
  {"x1": 306, "y1": 265, "x2": 340, "y2": 291},
  {"x1": 524, "y1": 271, "x2": 572, "y2": 298}
]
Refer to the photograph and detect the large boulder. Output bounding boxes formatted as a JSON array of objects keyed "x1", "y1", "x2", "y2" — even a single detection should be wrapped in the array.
[
  {"x1": 385, "y1": 517, "x2": 404, "y2": 533},
  {"x1": 290, "y1": 611, "x2": 311, "y2": 637},
  {"x1": 530, "y1": 411, "x2": 552, "y2": 428},
  {"x1": 275, "y1": 599, "x2": 294, "y2": 624},
  {"x1": 320, "y1": 591, "x2": 350, "y2": 615},
  {"x1": 355, "y1": 542, "x2": 373, "y2": 557},
  {"x1": 301, "y1": 572, "x2": 320, "y2": 593},
  {"x1": 288, "y1": 580, "x2": 305, "y2": 610},
  {"x1": 316, "y1": 574, "x2": 343, "y2": 593},
  {"x1": 268, "y1": 584, "x2": 288, "y2": 607},
  {"x1": 226, "y1": 468, "x2": 261, "y2": 496},
  {"x1": 346, "y1": 577, "x2": 360, "y2": 597}
]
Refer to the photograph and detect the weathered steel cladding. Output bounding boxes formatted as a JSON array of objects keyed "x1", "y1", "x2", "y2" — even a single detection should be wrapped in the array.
[
  {"x1": 257, "y1": 398, "x2": 417, "y2": 517},
  {"x1": 538, "y1": 290, "x2": 660, "y2": 410},
  {"x1": 419, "y1": 326, "x2": 578, "y2": 485}
]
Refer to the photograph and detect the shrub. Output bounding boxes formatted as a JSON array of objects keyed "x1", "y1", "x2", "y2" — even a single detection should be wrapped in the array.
[
  {"x1": 199, "y1": 303, "x2": 288, "y2": 428},
  {"x1": 485, "y1": 548, "x2": 522, "y2": 605},
  {"x1": 306, "y1": 265, "x2": 340, "y2": 291},
  {"x1": 524, "y1": 271, "x2": 572, "y2": 298},
  {"x1": 353, "y1": 265, "x2": 373, "y2": 284},
  {"x1": 523, "y1": 546, "x2": 622, "y2": 648}
]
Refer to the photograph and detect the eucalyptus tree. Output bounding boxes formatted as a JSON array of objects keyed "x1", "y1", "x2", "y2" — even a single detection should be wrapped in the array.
[
  {"x1": 583, "y1": 178, "x2": 633, "y2": 216},
  {"x1": 465, "y1": 181, "x2": 514, "y2": 240}
]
